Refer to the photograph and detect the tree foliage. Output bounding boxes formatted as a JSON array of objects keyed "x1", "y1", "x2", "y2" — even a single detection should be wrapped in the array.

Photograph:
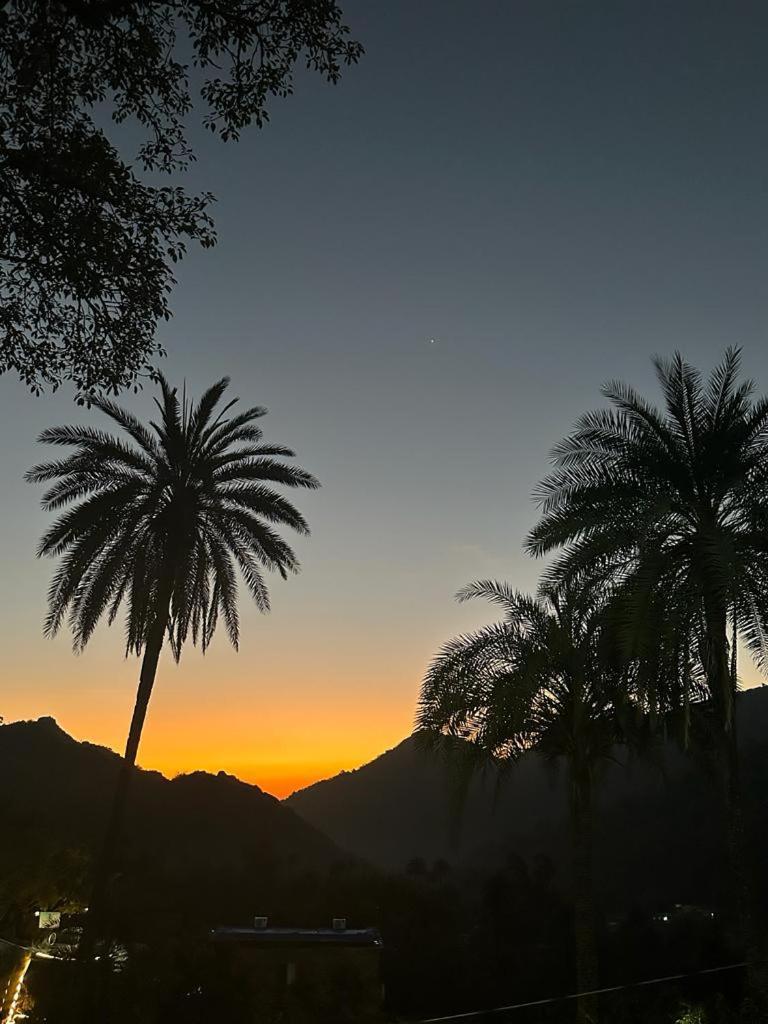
[
  {"x1": 526, "y1": 347, "x2": 768, "y2": 726},
  {"x1": 418, "y1": 581, "x2": 631, "y2": 1021},
  {"x1": 418, "y1": 580, "x2": 627, "y2": 794},
  {"x1": 0, "y1": 1, "x2": 363, "y2": 394},
  {"x1": 526, "y1": 348, "x2": 768, "y2": 992},
  {"x1": 26, "y1": 374, "x2": 319, "y2": 656}
]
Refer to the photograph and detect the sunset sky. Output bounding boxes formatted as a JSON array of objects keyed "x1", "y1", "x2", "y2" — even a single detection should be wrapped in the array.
[{"x1": 2, "y1": 1, "x2": 768, "y2": 797}]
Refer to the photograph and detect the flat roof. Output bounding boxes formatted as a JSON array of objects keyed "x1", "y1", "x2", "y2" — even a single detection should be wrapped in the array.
[{"x1": 211, "y1": 926, "x2": 383, "y2": 948}]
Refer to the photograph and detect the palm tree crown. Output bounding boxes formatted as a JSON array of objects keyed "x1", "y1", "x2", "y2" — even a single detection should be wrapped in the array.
[
  {"x1": 27, "y1": 375, "x2": 319, "y2": 659},
  {"x1": 417, "y1": 581, "x2": 623, "y2": 786},
  {"x1": 526, "y1": 347, "x2": 768, "y2": 720},
  {"x1": 418, "y1": 581, "x2": 626, "y2": 1020}
]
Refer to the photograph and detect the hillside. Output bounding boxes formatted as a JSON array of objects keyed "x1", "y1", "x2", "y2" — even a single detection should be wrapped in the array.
[
  {"x1": 287, "y1": 734, "x2": 567, "y2": 869},
  {"x1": 288, "y1": 687, "x2": 768, "y2": 911},
  {"x1": 0, "y1": 717, "x2": 348, "y2": 932},
  {"x1": 5, "y1": 691, "x2": 768, "y2": 929}
]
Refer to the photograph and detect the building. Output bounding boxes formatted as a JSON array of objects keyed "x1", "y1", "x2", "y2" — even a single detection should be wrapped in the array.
[{"x1": 210, "y1": 919, "x2": 384, "y2": 1023}]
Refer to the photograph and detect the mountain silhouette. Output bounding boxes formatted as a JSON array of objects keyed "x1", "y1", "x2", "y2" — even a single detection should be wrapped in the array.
[
  {"x1": 4, "y1": 690, "x2": 768, "y2": 923},
  {"x1": 287, "y1": 687, "x2": 768, "y2": 913},
  {"x1": 287, "y1": 734, "x2": 567, "y2": 869},
  {"x1": 0, "y1": 717, "x2": 347, "y2": 932}
]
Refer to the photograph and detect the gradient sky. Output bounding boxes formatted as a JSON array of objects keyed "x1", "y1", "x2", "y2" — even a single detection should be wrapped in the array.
[{"x1": 2, "y1": 1, "x2": 768, "y2": 796}]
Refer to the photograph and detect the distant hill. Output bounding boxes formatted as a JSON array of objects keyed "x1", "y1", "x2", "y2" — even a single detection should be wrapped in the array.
[
  {"x1": 0, "y1": 717, "x2": 348, "y2": 931},
  {"x1": 287, "y1": 734, "x2": 568, "y2": 869},
  {"x1": 5, "y1": 690, "x2": 768, "y2": 928},
  {"x1": 287, "y1": 687, "x2": 768, "y2": 912}
]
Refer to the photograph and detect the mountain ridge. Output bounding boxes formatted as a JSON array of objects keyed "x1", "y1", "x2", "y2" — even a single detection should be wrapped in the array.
[
  {"x1": 286, "y1": 687, "x2": 768, "y2": 913},
  {"x1": 0, "y1": 715, "x2": 349, "y2": 932},
  {"x1": 6, "y1": 690, "x2": 768, "y2": 919}
]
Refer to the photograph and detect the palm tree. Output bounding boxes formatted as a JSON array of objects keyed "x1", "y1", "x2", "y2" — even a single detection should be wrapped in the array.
[
  {"x1": 26, "y1": 375, "x2": 318, "y2": 957},
  {"x1": 526, "y1": 347, "x2": 768, "y2": 963},
  {"x1": 418, "y1": 582, "x2": 627, "y2": 1023}
]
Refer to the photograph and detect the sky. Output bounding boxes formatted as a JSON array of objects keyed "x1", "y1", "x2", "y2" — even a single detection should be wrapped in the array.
[{"x1": 2, "y1": 0, "x2": 768, "y2": 797}]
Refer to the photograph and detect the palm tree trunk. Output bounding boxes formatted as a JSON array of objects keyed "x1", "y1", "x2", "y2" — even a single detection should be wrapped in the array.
[
  {"x1": 571, "y1": 771, "x2": 598, "y2": 1024},
  {"x1": 703, "y1": 596, "x2": 758, "y2": 982},
  {"x1": 78, "y1": 588, "x2": 170, "y2": 966},
  {"x1": 723, "y1": 718, "x2": 752, "y2": 937}
]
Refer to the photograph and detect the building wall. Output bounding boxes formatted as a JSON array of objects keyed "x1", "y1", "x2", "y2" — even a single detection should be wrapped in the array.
[{"x1": 219, "y1": 944, "x2": 383, "y2": 1024}]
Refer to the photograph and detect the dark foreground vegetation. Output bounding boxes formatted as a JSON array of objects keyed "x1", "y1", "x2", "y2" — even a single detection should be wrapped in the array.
[
  {"x1": 0, "y1": 0, "x2": 362, "y2": 394},
  {"x1": 1, "y1": 712, "x2": 767, "y2": 1023}
]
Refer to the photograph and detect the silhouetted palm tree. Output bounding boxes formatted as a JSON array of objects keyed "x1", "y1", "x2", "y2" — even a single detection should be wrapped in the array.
[
  {"x1": 27, "y1": 376, "x2": 318, "y2": 956},
  {"x1": 418, "y1": 582, "x2": 627, "y2": 1023},
  {"x1": 526, "y1": 347, "x2": 768, "y2": 962}
]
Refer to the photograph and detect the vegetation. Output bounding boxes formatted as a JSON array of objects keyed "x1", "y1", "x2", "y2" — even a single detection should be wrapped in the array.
[
  {"x1": 417, "y1": 351, "x2": 768, "y2": 1019},
  {"x1": 6, "y1": 712, "x2": 718, "y2": 1022},
  {"x1": 0, "y1": 1, "x2": 363, "y2": 394},
  {"x1": 527, "y1": 348, "x2": 768, "y2": 966},
  {"x1": 418, "y1": 582, "x2": 632, "y2": 1022},
  {"x1": 26, "y1": 376, "x2": 318, "y2": 958}
]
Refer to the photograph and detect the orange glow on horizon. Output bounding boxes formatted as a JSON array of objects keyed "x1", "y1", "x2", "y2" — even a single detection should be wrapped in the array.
[
  {"x1": 13, "y1": 615, "x2": 762, "y2": 802},
  {"x1": 3, "y1": 699, "x2": 410, "y2": 798},
  {"x1": 4, "y1": 639, "x2": 766, "y2": 799},
  {"x1": 2, "y1": 656, "x2": 419, "y2": 800}
]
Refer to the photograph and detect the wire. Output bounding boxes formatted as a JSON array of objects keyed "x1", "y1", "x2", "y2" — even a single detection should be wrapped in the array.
[
  {"x1": 0, "y1": 938, "x2": 33, "y2": 954},
  {"x1": 416, "y1": 960, "x2": 757, "y2": 1022}
]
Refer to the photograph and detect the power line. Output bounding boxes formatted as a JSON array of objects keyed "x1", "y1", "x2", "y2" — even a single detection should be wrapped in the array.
[
  {"x1": 416, "y1": 960, "x2": 756, "y2": 1022},
  {"x1": 0, "y1": 938, "x2": 33, "y2": 954}
]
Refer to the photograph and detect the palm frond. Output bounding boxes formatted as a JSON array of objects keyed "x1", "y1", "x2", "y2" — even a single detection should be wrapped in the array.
[
  {"x1": 29, "y1": 376, "x2": 317, "y2": 663},
  {"x1": 418, "y1": 587, "x2": 624, "y2": 776},
  {"x1": 528, "y1": 348, "x2": 768, "y2": 734}
]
